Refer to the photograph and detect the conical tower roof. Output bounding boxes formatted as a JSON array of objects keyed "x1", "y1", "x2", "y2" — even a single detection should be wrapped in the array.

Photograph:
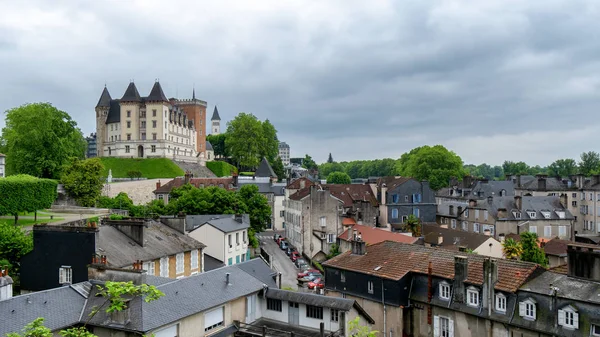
[
  {"x1": 211, "y1": 106, "x2": 221, "y2": 121},
  {"x1": 147, "y1": 81, "x2": 168, "y2": 102},
  {"x1": 121, "y1": 82, "x2": 142, "y2": 102},
  {"x1": 256, "y1": 157, "x2": 277, "y2": 178},
  {"x1": 96, "y1": 86, "x2": 112, "y2": 108}
]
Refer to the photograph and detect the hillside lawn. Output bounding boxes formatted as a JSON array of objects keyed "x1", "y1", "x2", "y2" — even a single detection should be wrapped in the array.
[{"x1": 99, "y1": 158, "x2": 184, "y2": 179}]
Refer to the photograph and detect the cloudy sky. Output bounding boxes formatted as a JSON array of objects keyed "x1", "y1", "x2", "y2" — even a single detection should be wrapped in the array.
[{"x1": 1, "y1": 0, "x2": 599, "y2": 166}]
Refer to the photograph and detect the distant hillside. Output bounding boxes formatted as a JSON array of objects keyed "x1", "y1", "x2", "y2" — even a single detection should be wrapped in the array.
[{"x1": 100, "y1": 158, "x2": 184, "y2": 179}]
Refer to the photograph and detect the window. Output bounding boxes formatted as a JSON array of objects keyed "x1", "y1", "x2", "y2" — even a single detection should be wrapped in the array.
[
  {"x1": 242, "y1": 230, "x2": 247, "y2": 243},
  {"x1": 558, "y1": 306, "x2": 578, "y2": 329},
  {"x1": 143, "y1": 261, "x2": 155, "y2": 276},
  {"x1": 439, "y1": 283, "x2": 450, "y2": 300},
  {"x1": 127, "y1": 121, "x2": 131, "y2": 128},
  {"x1": 127, "y1": 133, "x2": 131, "y2": 141},
  {"x1": 572, "y1": 192, "x2": 577, "y2": 198},
  {"x1": 152, "y1": 109, "x2": 157, "y2": 117},
  {"x1": 236, "y1": 232, "x2": 240, "y2": 245},
  {"x1": 434, "y1": 316, "x2": 453, "y2": 337},
  {"x1": 513, "y1": 211, "x2": 521, "y2": 219},
  {"x1": 228, "y1": 258, "x2": 232, "y2": 266},
  {"x1": 592, "y1": 324, "x2": 600, "y2": 336},
  {"x1": 127, "y1": 110, "x2": 131, "y2": 117},
  {"x1": 327, "y1": 233, "x2": 336, "y2": 243},
  {"x1": 405, "y1": 195, "x2": 409, "y2": 202},
  {"x1": 125, "y1": 145, "x2": 130, "y2": 153},
  {"x1": 392, "y1": 194, "x2": 398, "y2": 203},
  {"x1": 141, "y1": 133, "x2": 146, "y2": 140},
  {"x1": 451, "y1": 219, "x2": 456, "y2": 229},
  {"x1": 280, "y1": 210, "x2": 285, "y2": 217},
  {"x1": 340, "y1": 271, "x2": 346, "y2": 283},
  {"x1": 236, "y1": 255, "x2": 240, "y2": 263},
  {"x1": 320, "y1": 216, "x2": 326, "y2": 227},
  {"x1": 544, "y1": 226, "x2": 552, "y2": 237},
  {"x1": 413, "y1": 208, "x2": 420, "y2": 217},
  {"x1": 559, "y1": 226, "x2": 567, "y2": 237},
  {"x1": 151, "y1": 145, "x2": 156, "y2": 153},
  {"x1": 530, "y1": 226, "x2": 537, "y2": 235},
  {"x1": 591, "y1": 193, "x2": 594, "y2": 201},
  {"x1": 464, "y1": 209, "x2": 469, "y2": 218},
  {"x1": 204, "y1": 306, "x2": 224, "y2": 332},
  {"x1": 267, "y1": 298, "x2": 282, "y2": 311},
  {"x1": 412, "y1": 194, "x2": 422, "y2": 203},
  {"x1": 59, "y1": 266, "x2": 72, "y2": 284},
  {"x1": 495, "y1": 293, "x2": 506, "y2": 313},
  {"x1": 392, "y1": 209, "x2": 399, "y2": 219},
  {"x1": 461, "y1": 221, "x2": 468, "y2": 231},
  {"x1": 519, "y1": 299, "x2": 536, "y2": 320},
  {"x1": 158, "y1": 194, "x2": 164, "y2": 200},
  {"x1": 484, "y1": 210, "x2": 488, "y2": 220},
  {"x1": 528, "y1": 211, "x2": 536, "y2": 218},
  {"x1": 152, "y1": 133, "x2": 157, "y2": 140},
  {"x1": 176, "y1": 253, "x2": 184, "y2": 274},
  {"x1": 572, "y1": 201, "x2": 577, "y2": 207},
  {"x1": 467, "y1": 287, "x2": 479, "y2": 307},
  {"x1": 367, "y1": 281, "x2": 374, "y2": 294},
  {"x1": 473, "y1": 223, "x2": 480, "y2": 233},
  {"x1": 331, "y1": 309, "x2": 339, "y2": 322},
  {"x1": 228, "y1": 234, "x2": 232, "y2": 247},
  {"x1": 482, "y1": 225, "x2": 495, "y2": 236},
  {"x1": 306, "y1": 305, "x2": 323, "y2": 319},
  {"x1": 152, "y1": 120, "x2": 157, "y2": 128},
  {"x1": 475, "y1": 209, "x2": 480, "y2": 219},
  {"x1": 191, "y1": 250, "x2": 199, "y2": 270},
  {"x1": 141, "y1": 121, "x2": 146, "y2": 128},
  {"x1": 160, "y1": 257, "x2": 169, "y2": 277}
]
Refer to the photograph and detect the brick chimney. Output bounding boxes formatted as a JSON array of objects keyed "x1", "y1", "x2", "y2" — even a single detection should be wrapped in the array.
[
  {"x1": 156, "y1": 180, "x2": 161, "y2": 189},
  {"x1": 537, "y1": 176, "x2": 547, "y2": 191}
]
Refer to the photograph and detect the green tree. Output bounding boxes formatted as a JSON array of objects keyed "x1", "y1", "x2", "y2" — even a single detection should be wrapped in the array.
[
  {"x1": 402, "y1": 214, "x2": 422, "y2": 237},
  {"x1": 327, "y1": 153, "x2": 334, "y2": 163},
  {"x1": 395, "y1": 145, "x2": 466, "y2": 190},
  {"x1": 502, "y1": 238, "x2": 523, "y2": 260},
  {"x1": 326, "y1": 172, "x2": 352, "y2": 184},
  {"x1": 260, "y1": 119, "x2": 279, "y2": 164},
  {"x1": 347, "y1": 317, "x2": 378, "y2": 337},
  {"x1": 226, "y1": 113, "x2": 264, "y2": 169},
  {"x1": 0, "y1": 103, "x2": 86, "y2": 179},
  {"x1": 548, "y1": 159, "x2": 577, "y2": 177},
  {"x1": 61, "y1": 158, "x2": 105, "y2": 207},
  {"x1": 238, "y1": 184, "x2": 272, "y2": 232},
  {"x1": 319, "y1": 162, "x2": 345, "y2": 178},
  {"x1": 206, "y1": 133, "x2": 229, "y2": 158},
  {"x1": 502, "y1": 161, "x2": 530, "y2": 176},
  {"x1": 0, "y1": 175, "x2": 57, "y2": 224},
  {"x1": 0, "y1": 220, "x2": 33, "y2": 281},
  {"x1": 579, "y1": 151, "x2": 600, "y2": 176},
  {"x1": 272, "y1": 157, "x2": 285, "y2": 181},
  {"x1": 520, "y1": 232, "x2": 548, "y2": 267},
  {"x1": 302, "y1": 154, "x2": 318, "y2": 171}
]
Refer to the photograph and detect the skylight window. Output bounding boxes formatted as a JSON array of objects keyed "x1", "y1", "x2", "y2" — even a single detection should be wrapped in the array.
[{"x1": 374, "y1": 266, "x2": 382, "y2": 271}]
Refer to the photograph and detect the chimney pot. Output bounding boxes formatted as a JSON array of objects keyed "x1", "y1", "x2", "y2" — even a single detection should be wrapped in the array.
[
  {"x1": 226, "y1": 272, "x2": 231, "y2": 285},
  {"x1": 156, "y1": 180, "x2": 161, "y2": 189}
]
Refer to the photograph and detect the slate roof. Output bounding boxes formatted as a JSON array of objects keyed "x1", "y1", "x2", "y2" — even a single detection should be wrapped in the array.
[
  {"x1": 237, "y1": 181, "x2": 286, "y2": 196},
  {"x1": 84, "y1": 261, "x2": 271, "y2": 333},
  {"x1": 289, "y1": 184, "x2": 378, "y2": 207},
  {"x1": 204, "y1": 254, "x2": 226, "y2": 271},
  {"x1": 470, "y1": 180, "x2": 515, "y2": 198},
  {"x1": 518, "y1": 176, "x2": 578, "y2": 191},
  {"x1": 235, "y1": 258, "x2": 278, "y2": 288},
  {"x1": 121, "y1": 82, "x2": 142, "y2": 102},
  {"x1": 106, "y1": 99, "x2": 121, "y2": 124},
  {"x1": 146, "y1": 81, "x2": 169, "y2": 102},
  {"x1": 483, "y1": 196, "x2": 574, "y2": 221},
  {"x1": 436, "y1": 200, "x2": 468, "y2": 217},
  {"x1": 153, "y1": 177, "x2": 236, "y2": 194},
  {"x1": 206, "y1": 141, "x2": 213, "y2": 151},
  {"x1": 422, "y1": 224, "x2": 496, "y2": 251},
  {"x1": 98, "y1": 221, "x2": 206, "y2": 267},
  {"x1": 186, "y1": 214, "x2": 250, "y2": 233},
  {"x1": 211, "y1": 106, "x2": 221, "y2": 120},
  {"x1": 338, "y1": 223, "x2": 418, "y2": 245},
  {"x1": 377, "y1": 176, "x2": 412, "y2": 189},
  {"x1": 520, "y1": 271, "x2": 600, "y2": 304},
  {"x1": 323, "y1": 241, "x2": 543, "y2": 292},
  {"x1": 256, "y1": 157, "x2": 277, "y2": 178},
  {"x1": 96, "y1": 86, "x2": 112, "y2": 108},
  {"x1": 0, "y1": 285, "x2": 88, "y2": 336}
]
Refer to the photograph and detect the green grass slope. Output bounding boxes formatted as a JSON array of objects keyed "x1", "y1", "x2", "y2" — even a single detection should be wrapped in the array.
[{"x1": 99, "y1": 158, "x2": 185, "y2": 179}]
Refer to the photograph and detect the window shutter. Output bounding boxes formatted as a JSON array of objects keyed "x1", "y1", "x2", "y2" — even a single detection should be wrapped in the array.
[
  {"x1": 449, "y1": 319, "x2": 454, "y2": 337},
  {"x1": 519, "y1": 302, "x2": 525, "y2": 316},
  {"x1": 433, "y1": 316, "x2": 440, "y2": 337},
  {"x1": 573, "y1": 312, "x2": 579, "y2": 328},
  {"x1": 532, "y1": 305, "x2": 536, "y2": 319},
  {"x1": 59, "y1": 268, "x2": 64, "y2": 284},
  {"x1": 418, "y1": 194, "x2": 422, "y2": 203},
  {"x1": 558, "y1": 309, "x2": 565, "y2": 326}
]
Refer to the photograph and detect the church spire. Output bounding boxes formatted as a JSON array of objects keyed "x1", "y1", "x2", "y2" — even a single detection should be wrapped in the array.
[{"x1": 211, "y1": 106, "x2": 221, "y2": 121}]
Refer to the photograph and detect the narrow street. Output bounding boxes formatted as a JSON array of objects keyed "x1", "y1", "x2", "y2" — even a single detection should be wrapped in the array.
[{"x1": 257, "y1": 232, "x2": 298, "y2": 290}]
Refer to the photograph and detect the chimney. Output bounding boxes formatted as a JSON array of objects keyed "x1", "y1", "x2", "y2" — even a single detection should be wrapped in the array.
[
  {"x1": 514, "y1": 196, "x2": 522, "y2": 210},
  {"x1": 380, "y1": 183, "x2": 387, "y2": 205},
  {"x1": 437, "y1": 235, "x2": 443, "y2": 245},
  {"x1": 457, "y1": 206, "x2": 463, "y2": 216},
  {"x1": 537, "y1": 176, "x2": 547, "y2": 191},
  {"x1": 453, "y1": 256, "x2": 468, "y2": 303},
  {"x1": 559, "y1": 193, "x2": 568, "y2": 208},
  {"x1": 351, "y1": 234, "x2": 366, "y2": 255},
  {"x1": 449, "y1": 205, "x2": 454, "y2": 216},
  {"x1": 184, "y1": 171, "x2": 192, "y2": 185},
  {"x1": 156, "y1": 180, "x2": 161, "y2": 189},
  {"x1": 498, "y1": 233, "x2": 505, "y2": 242},
  {"x1": 487, "y1": 196, "x2": 493, "y2": 204},
  {"x1": 574, "y1": 174, "x2": 585, "y2": 189},
  {"x1": 463, "y1": 175, "x2": 472, "y2": 188},
  {"x1": 469, "y1": 199, "x2": 476, "y2": 207},
  {"x1": 300, "y1": 179, "x2": 306, "y2": 189},
  {"x1": 234, "y1": 214, "x2": 243, "y2": 224},
  {"x1": 482, "y1": 258, "x2": 498, "y2": 313},
  {"x1": 517, "y1": 175, "x2": 522, "y2": 188},
  {"x1": 226, "y1": 272, "x2": 231, "y2": 285},
  {"x1": 483, "y1": 229, "x2": 491, "y2": 236},
  {"x1": 497, "y1": 208, "x2": 507, "y2": 219}
]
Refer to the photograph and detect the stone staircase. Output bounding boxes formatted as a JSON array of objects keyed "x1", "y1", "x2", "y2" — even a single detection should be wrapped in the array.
[{"x1": 172, "y1": 160, "x2": 216, "y2": 178}]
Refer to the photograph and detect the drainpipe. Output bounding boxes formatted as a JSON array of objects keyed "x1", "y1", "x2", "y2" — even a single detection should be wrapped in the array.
[{"x1": 381, "y1": 279, "x2": 386, "y2": 337}]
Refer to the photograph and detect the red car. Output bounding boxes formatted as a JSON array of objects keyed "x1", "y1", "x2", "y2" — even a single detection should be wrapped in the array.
[
  {"x1": 308, "y1": 278, "x2": 324, "y2": 289},
  {"x1": 276, "y1": 237, "x2": 286, "y2": 245},
  {"x1": 291, "y1": 252, "x2": 300, "y2": 262},
  {"x1": 297, "y1": 269, "x2": 318, "y2": 278}
]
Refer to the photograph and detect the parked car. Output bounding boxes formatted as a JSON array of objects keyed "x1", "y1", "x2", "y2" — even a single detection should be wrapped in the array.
[
  {"x1": 280, "y1": 241, "x2": 288, "y2": 250},
  {"x1": 295, "y1": 258, "x2": 307, "y2": 268},
  {"x1": 276, "y1": 237, "x2": 285, "y2": 245},
  {"x1": 291, "y1": 251, "x2": 300, "y2": 262},
  {"x1": 297, "y1": 269, "x2": 319, "y2": 278},
  {"x1": 308, "y1": 278, "x2": 324, "y2": 289},
  {"x1": 273, "y1": 233, "x2": 281, "y2": 241},
  {"x1": 301, "y1": 272, "x2": 322, "y2": 282},
  {"x1": 286, "y1": 247, "x2": 293, "y2": 256}
]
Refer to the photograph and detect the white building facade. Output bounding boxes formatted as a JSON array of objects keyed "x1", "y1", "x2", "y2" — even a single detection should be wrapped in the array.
[{"x1": 278, "y1": 142, "x2": 290, "y2": 165}]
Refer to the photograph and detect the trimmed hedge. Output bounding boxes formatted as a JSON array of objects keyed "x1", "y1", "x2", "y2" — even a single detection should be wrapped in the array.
[
  {"x1": 207, "y1": 161, "x2": 237, "y2": 177},
  {"x1": 100, "y1": 158, "x2": 184, "y2": 179},
  {"x1": 0, "y1": 175, "x2": 57, "y2": 217}
]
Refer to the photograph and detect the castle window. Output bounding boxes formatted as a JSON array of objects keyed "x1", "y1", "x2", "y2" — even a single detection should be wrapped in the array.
[
  {"x1": 127, "y1": 134, "x2": 131, "y2": 141},
  {"x1": 141, "y1": 121, "x2": 146, "y2": 128},
  {"x1": 152, "y1": 133, "x2": 157, "y2": 140},
  {"x1": 141, "y1": 133, "x2": 146, "y2": 140},
  {"x1": 151, "y1": 145, "x2": 156, "y2": 153},
  {"x1": 127, "y1": 110, "x2": 131, "y2": 118},
  {"x1": 152, "y1": 109, "x2": 157, "y2": 117},
  {"x1": 110, "y1": 125, "x2": 113, "y2": 131},
  {"x1": 152, "y1": 120, "x2": 157, "y2": 128},
  {"x1": 127, "y1": 121, "x2": 131, "y2": 128},
  {"x1": 125, "y1": 146, "x2": 130, "y2": 153},
  {"x1": 141, "y1": 111, "x2": 146, "y2": 118}
]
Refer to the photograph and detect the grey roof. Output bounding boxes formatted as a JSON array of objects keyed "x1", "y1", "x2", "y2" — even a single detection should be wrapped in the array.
[
  {"x1": 204, "y1": 254, "x2": 225, "y2": 271},
  {"x1": 470, "y1": 180, "x2": 515, "y2": 198},
  {"x1": 106, "y1": 99, "x2": 121, "y2": 124},
  {"x1": 436, "y1": 200, "x2": 468, "y2": 217},
  {"x1": 0, "y1": 285, "x2": 87, "y2": 336},
  {"x1": 211, "y1": 106, "x2": 221, "y2": 120},
  {"x1": 235, "y1": 258, "x2": 278, "y2": 287},
  {"x1": 186, "y1": 214, "x2": 250, "y2": 233},
  {"x1": 98, "y1": 221, "x2": 206, "y2": 268},
  {"x1": 237, "y1": 181, "x2": 285, "y2": 196},
  {"x1": 84, "y1": 262, "x2": 269, "y2": 332},
  {"x1": 146, "y1": 81, "x2": 168, "y2": 102},
  {"x1": 256, "y1": 157, "x2": 277, "y2": 178},
  {"x1": 121, "y1": 82, "x2": 142, "y2": 102},
  {"x1": 206, "y1": 141, "x2": 213, "y2": 151},
  {"x1": 265, "y1": 288, "x2": 354, "y2": 310},
  {"x1": 481, "y1": 196, "x2": 574, "y2": 221},
  {"x1": 520, "y1": 271, "x2": 600, "y2": 304},
  {"x1": 96, "y1": 87, "x2": 112, "y2": 108},
  {"x1": 422, "y1": 224, "x2": 495, "y2": 251},
  {"x1": 518, "y1": 176, "x2": 578, "y2": 191}
]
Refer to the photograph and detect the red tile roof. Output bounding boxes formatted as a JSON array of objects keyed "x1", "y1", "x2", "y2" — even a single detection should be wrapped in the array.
[
  {"x1": 288, "y1": 184, "x2": 378, "y2": 207},
  {"x1": 154, "y1": 177, "x2": 236, "y2": 194},
  {"x1": 342, "y1": 218, "x2": 357, "y2": 226},
  {"x1": 323, "y1": 241, "x2": 543, "y2": 292},
  {"x1": 286, "y1": 177, "x2": 315, "y2": 190},
  {"x1": 339, "y1": 224, "x2": 417, "y2": 245}
]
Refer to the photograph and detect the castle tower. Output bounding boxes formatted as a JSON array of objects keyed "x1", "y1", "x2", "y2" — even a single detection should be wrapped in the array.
[
  {"x1": 211, "y1": 106, "x2": 221, "y2": 135},
  {"x1": 177, "y1": 88, "x2": 207, "y2": 154},
  {"x1": 95, "y1": 86, "x2": 112, "y2": 157}
]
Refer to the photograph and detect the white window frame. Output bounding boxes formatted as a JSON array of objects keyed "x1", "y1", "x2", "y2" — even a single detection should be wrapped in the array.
[
  {"x1": 204, "y1": 306, "x2": 224, "y2": 332},
  {"x1": 160, "y1": 257, "x2": 169, "y2": 277},
  {"x1": 474, "y1": 209, "x2": 479, "y2": 219},
  {"x1": 467, "y1": 287, "x2": 479, "y2": 307},
  {"x1": 176, "y1": 253, "x2": 184, "y2": 274},
  {"x1": 320, "y1": 216, "x2": 326, "y2": 227},
  {"x1": 464, "y1": 209, "x2": 469, "y2": 218},
  {"x1": 392, "y1": 209, "x2": 399, "y2": 219},
  {"x1": 529, "y1": 226, "x2": 537, "y2": 235},
  {"x1": 451, "y1": 219, "x2": 456, "y2": 229},
  {"x1": 327, "y1": 233, "x2": 336, "y2": 244},
  {"x1": 559, "y1": 226, "x2": 567, "y2": 237},
  {"x1": 461, "y1": 221, "x2": 468, "y2": 231},
  {"x1": 591, "y1": 324, "x2": 600, "y2": 336},
  {"x1": 59, "y1": 266, "x2": 72, "y2": 285},
  {"x1": 191, "y1": 250, "x2": 199, "y2": 270},
  {"x1": 143, "y1": 261, "x2": 155, "y2": 276},
  {"x1": 495, "y1": 293, "x2": 506, "y2": 313},
  {"x1": 558, "y1": 306, "x2": 579, "y2": 329},
  {"x1": 367, "y1": 281, "x2": 374, "y2": 294},
  {"x1": 439, "y1": 282, "x2": 450, "y2": 300},
  {"x1": 484, "y1": 210, "x2": 488, "y2": 220},
  {"x1": 473, "y1": 223, "x2": 480, "y2": 233},
  {"x1": 544, "y1": 226, "x2": 552, "y2": 238},
  {"x1": 528, "y1": 211, "x2": 536, "y2": 218},
  {"x1": 331, "y1": 309, "x2": 339, "y2": 322},
  {"x1": 433, "y1": 315, "x2": 454, "y2": 337},
  {"x1": 519, "y1": 299, "x2": 536, "y2": 320}
]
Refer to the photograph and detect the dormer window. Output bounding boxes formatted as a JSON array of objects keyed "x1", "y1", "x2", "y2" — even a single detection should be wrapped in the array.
[
  {"x1": 513, "y1": 211, "x2": 521, "y2": 219},
  {"x1": 558, "y1": 305, "x2": 579, "y2": 329},
  {"x1": 527, "y1": 211, "x2": 536, "y2": 218},
  {"x1": 467, "y1": 287, "x2": 479, "y2": 307},
  {"x1": 439, "y1": 282, "x2": 451, "y2": 300},
  {"x1": 519, "y1": 298, "x2": 536, "y2": 320},
  {"x1": 495, "y1": 293, "x2": 506, "y2": 313},
  {"x1": 556, "y1": 211, "x2": 566, "y2": 219},
  {"x1": 541, "y1": 211, "x2": 551, "y2": 219}
]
